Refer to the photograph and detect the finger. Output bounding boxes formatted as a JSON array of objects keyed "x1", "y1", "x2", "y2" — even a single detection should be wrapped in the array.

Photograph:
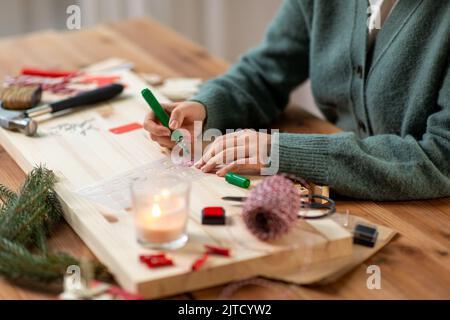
[
  {"x1": 168, "y1": 103, "x2": 196, "y2": 130},
  {"x1": 194, "y1": 136, "x2": 224, "y2": 168},
  {"x1": 195, "y1": 132, "x2": 241, "y2": 168},
  {"x1": 143, "y1": 112, "x2": 171, "y2": 136},
  {"x1": 144, "y1": 110, "x2": 155, "y2": 121},
  {"x1": 151, "y1": 135, "x2": 175, "y2": 148},
  {"x1": 195, "y1": 136, "x2": 228, "y2": 169},
  {"x1": 200, "y1": 146, "x2": 247, "y2": 173},
  {"x1": 161, "y1": 103, "x2": 178, "y2": 112},
  {"x1": 216, "y1": 157, "x2": 261, "y2": 177}
]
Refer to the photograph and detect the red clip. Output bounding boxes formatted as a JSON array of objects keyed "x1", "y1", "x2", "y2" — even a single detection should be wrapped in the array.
[
  {"x1": 204, "y1": 244, "x2": 231, "y2": 257},
  {"x1": 139, "y1": 253, "x2": 165, "y2": 263},
  {"x1": 90, "y1": 281, "x2": 144, "y2": 300},
  {"x1": 106, "y1": 286, "x2": 144, "y2": 300},
  {"x1": 191, "y1": 253, "x2": 209, "y2": 271},
  {"x1": 21, "y1": 68, "x2": 77, "y2": 78},
  {"x1": 139, "y1": 254, "x2": 173, "y2": 268}
]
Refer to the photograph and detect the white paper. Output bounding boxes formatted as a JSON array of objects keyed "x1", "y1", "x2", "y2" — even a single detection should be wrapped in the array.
[{"x1": 76, "y1": 158, "x2": 203, "y2": 213}]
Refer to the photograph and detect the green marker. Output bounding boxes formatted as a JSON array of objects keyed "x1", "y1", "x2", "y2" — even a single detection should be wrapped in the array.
[
  {"x1": 141, "y1": 88, "x2": 189, "y2": 154},
  {"x1": 225, "y1": 172, "x2": 251, "y2": 189}
]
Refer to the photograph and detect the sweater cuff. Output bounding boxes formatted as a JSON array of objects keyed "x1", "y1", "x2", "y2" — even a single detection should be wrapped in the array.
[
  {"x1": 270, "y1": 132, "x2": 331, "y2": 184},
  {"x1": 190, "y1": 84, "x2": 231, "y2": 131}
]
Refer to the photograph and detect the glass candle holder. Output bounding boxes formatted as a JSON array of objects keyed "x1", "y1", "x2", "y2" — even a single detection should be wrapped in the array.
[{"x1": 131, "y1": 174, "x2": 190, "y2": 250}]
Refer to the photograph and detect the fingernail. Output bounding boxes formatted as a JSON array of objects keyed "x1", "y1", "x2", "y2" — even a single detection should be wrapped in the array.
[{"x1": 169, "y1": 120, "x2": 179, "y2": 129}]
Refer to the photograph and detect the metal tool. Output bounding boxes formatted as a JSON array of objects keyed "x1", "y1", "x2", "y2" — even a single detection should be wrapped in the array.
[
  {"x1": 222, "y1": 193, "x2": 336, "y2": 219},
  {"x1": 222, "y1": 196, "x2": 247, "y2": 202},
  {"x1": 0, "y1": 83, "x2": 124, "y2": 136}
]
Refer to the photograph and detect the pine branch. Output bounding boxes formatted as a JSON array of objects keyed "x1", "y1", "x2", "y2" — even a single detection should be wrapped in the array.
[
  {"x1": 0, "y1": 166, "x2": 110, "y2": 292},
  {"x1": 0, "y1": 236, "x2": 31, "y2": 257},
  {"x1": 35, "y1": 228, "x2": 48, "y2": 255},
  {"x1": 0, "y1": 251, "x2": 78, "y2": 284},
  {"x1": 0, "y1": 199, "x2": 49, "y2": 245},
  {"x1": 0, "y1": 185, "x2": 17, "y2": 204},
  {"x1": 0, "y1": 193, "x2": 18, "y2": 216},
  {"x1": 0, "y1": 166, "x2": 61, "y2": 246}
]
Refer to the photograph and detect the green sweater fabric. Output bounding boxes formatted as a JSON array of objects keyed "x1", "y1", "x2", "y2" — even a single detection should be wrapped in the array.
[{"x1": 191, "y1": 0, "x2": 450, "y2": 200}]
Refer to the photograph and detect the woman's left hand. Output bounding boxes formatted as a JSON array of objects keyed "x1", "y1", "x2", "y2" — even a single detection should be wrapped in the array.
[{"x1": 194, "y1": 129, "x2": 272, "y2": 176}]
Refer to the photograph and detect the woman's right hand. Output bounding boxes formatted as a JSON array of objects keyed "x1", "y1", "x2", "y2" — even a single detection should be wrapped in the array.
[{"x1": 143, "y1": 101, "x2": 206, "y2": 149}]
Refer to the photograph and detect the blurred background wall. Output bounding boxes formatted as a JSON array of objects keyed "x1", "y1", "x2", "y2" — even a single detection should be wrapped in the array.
[{"x1": 0, "y1": 0, "x2": 320, "y2": 117}]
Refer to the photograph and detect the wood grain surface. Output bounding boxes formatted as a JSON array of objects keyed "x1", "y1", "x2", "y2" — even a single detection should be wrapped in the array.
[{"x1": 0, "y1": 18, "x2": 449, "y2": 300}]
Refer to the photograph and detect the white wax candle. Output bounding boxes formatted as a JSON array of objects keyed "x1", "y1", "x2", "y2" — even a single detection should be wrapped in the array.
[{"x1": 136, "y1": 196, "x2": 188, "y2": 244}]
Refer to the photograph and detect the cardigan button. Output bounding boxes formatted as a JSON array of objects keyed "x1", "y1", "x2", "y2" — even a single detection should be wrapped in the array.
[
  {"x1": 355, "y1": 65, "x2": 364, "y2": 79},
  {"x1": 358, "y1": 120, "x2": 367, "y2": 133}
]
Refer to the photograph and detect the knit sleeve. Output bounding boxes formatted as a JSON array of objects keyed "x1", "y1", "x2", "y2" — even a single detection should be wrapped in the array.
[
  {"x1": 190, "y1": 0, "x2": 311, "y2": 131},
  {"x1": 270, "y1": 66, "x2": 450, "y2": 200}
]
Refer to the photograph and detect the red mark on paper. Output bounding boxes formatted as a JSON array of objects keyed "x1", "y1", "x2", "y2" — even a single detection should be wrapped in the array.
[{"x1": 109, "y1": 122, "x2": 143, "y2": 134}]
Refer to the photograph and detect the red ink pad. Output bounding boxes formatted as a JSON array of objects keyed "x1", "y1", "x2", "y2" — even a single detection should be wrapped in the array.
[
  {"x1": 202, "y1": 207, "x2": 226, "y2": 225},
  {"x1": 109, "y1": 122, "x2": 143, "y2": 134}
]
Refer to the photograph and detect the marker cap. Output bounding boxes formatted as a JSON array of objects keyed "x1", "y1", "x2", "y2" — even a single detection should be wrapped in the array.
[{"x1": 225, "y1": 172, "x2": 250, "y2": 189}]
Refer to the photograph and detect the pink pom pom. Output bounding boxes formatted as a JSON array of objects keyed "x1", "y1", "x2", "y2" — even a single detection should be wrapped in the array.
[{"x1": 242, "y1": 175, "x2": 301, "y2": 241}]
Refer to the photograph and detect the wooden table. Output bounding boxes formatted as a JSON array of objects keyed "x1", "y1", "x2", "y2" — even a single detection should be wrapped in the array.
[{"x1": 0, "y1": 18, "x2": 449, "y2": 300}]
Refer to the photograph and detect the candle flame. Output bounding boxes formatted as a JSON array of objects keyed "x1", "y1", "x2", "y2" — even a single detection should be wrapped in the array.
[
  {"x1": 161, "y1": 189, "x2": 170, "y2": 198},
  {"x1": 152, "y1": 203, "x2": 162, "y2": 217}
]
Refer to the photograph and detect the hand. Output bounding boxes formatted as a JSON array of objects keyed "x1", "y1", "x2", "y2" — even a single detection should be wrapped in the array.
[
  {"x1": 195, "y1": 129, "x2": 272, "y2": 176},
  {"x1": 143, "y1": 101, "x2": 206, "y2": 149}
]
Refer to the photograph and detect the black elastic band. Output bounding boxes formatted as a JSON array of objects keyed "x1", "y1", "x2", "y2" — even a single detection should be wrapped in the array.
[{"x1": 298, "y1": 194, "x2": 336, "y2": 219}]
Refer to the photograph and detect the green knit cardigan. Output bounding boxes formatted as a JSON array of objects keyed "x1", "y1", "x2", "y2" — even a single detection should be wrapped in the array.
[{"x1": 191, "y1": 0, "x2": 450, "y2": 200}]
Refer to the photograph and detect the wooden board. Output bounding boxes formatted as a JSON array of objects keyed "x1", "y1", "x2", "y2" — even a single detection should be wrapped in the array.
[
  {"x1": 0, "y1": 19, "x2": 449, "y2": 300},
  {"x1": 0, "y1": 66, "x2": 352, "y2": 299},
  {"x1": 265, "y1": 215, "x2": 397, "y2": 285}
]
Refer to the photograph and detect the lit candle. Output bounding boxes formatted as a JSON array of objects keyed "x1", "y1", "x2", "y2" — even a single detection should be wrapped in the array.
[
  {"x1": 136, "y1": 196, "x2": 188, "y2": 244},
  {"x1": 132, "y1": 176, "x2": 190, "y2": 250}
]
